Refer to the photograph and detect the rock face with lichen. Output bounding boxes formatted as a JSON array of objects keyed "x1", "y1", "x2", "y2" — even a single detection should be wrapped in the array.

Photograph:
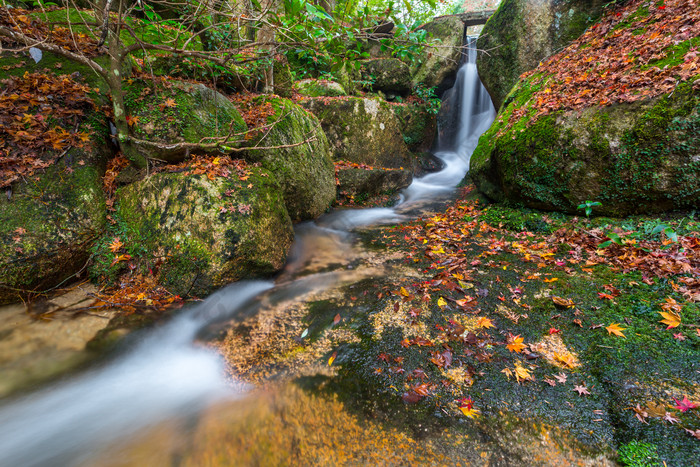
[
  {"x1": 0, "y1": 129, "x2": 112, "y2": 305},
  {"x1": 128, "y1": 80, "x2": 247, "y2": 163},
  {"x1": 300, "y1": 96, "x2": 413, "y2": 169},
  {"x1": 294, "y1": 79, "x2": 347, "y2": 97},
  {"x1": 117, "y1": 169, "x2": 293, "y2": 298},
  {"x1": 245, "y1": 97, "x2": 336, "y2": 221},
  {"x1": 477, "y1": 0, "x2": 607, "y2": 110},
  {"x1": 360, "y1": 58, "x2": 412, "y2": 95},
  {"x1": 411, "y1": 16, "x2": 465, "y2": 95}
]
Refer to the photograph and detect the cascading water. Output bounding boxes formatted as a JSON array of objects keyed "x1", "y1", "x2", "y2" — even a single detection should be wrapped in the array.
[{"x1": 0, "y1": 37, "x2": 495, "y2": 467}]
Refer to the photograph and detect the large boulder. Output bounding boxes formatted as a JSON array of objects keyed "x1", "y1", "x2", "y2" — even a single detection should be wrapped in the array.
[
  {"x1": 116, "y1": 168, "x2": 293, "y2": 298},
  {"x1": 360, "y1": 58, "x2": 411, "y2": 95},
  {"x1": 470, "y1": 0, "x2": 700, "y2": 216},
  {"x1": 336, "y1": 166, "x2": 412, "y2": 201},
  {"x1": 245, "y1": 97, "x2": 336, "y2": 221},
  {"x1": 300, "y1": 96, "x2": 413, "y2": 170},
  {"x1": 128, "y1": 80, "x2": 247, "y2": 163},
  {"x1": 477, "y1": 0, "x2": 607, "y2": 110},
  {"x1": 0, "y1": 132, "x2": 111, "y2": 305},
  {"x1": 470, "y1": 81, "x2": 700, "y2": 216},
  {"x1": 411, "y1": 16, "x2": 465, "y2": 95}
]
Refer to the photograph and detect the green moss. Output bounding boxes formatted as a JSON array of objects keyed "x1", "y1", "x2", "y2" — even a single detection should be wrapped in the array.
[
  {"x1": 115, "y1": 169, "x2": 292, "y2": 297},
  {"x1": 643, "y1": 37, "x2": 699, "y2": 70},
  {"x1": 245, "y1": 96, "x2": 336, "y2": 221}
]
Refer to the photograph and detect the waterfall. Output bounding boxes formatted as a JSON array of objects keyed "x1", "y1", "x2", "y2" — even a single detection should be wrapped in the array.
[{"x1": 0, "y1": 36, "x2": 496, "y2": 467}]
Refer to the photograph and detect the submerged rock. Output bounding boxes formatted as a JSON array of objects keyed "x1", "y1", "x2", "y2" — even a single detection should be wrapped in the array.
[
  {"x1": 245, "y1": 97, "x2": 336, "y2": 221},
  {"x1": 300, "y1": 96, "x2": 413, "y2": 170},
  {"x1": 128, "y1": 80, "x2": 247, "y2": 163},
  {"x1": 117, "y1": 169, "x2": 293, "y2": 298},
  {"x1": 477, "y1": 0, "x2": 607, "y2": 110}
]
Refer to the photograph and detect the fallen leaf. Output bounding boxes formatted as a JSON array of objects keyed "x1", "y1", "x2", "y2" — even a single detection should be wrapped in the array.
[
  {"x1": 506, "y1": 334, "x2": 527, "y2": 353},
  {"x1": 328, "y1": 351, "x2": 337, "y2": 366},
  {"x1": 673, "y1": 396, "x2": 698, "y2": 413},
  {"x1": 658, "y1": 310, "x2": 681, "y2": 329},
  {"x1": 573, "y1": 384, "x2": 590, "y2": 396},
  {"x1": 605, "y1": 323, "x2": 626, "y2": 338}
]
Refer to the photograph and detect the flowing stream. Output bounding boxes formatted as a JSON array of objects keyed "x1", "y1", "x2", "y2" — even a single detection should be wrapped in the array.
[{"x1": 0, "y1": 37, "x2": 495, "y2": 467}]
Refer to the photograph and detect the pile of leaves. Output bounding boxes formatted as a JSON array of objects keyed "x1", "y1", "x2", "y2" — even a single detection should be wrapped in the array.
[
  {"x1": 505, "y1": 0, "x2": 699, "y2": 132},
  {"x1": 156, "y1": 154, "x2": 255, "y2": 182},
  {"x1": 92, "y1": 272, "x2": 181, "y2": 315},
  {"x1": 0, "y1": 72, "x2": 96, "y2": 187},
  {"x1": 229, "y1": 93, "x2": 276, "y2": 140},
  {"x1": 0, "y1": 7, "x2": 100, "y2": 56}
]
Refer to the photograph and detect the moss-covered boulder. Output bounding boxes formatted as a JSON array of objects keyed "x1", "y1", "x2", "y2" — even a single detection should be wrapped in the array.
[
  {"x1": 0, "y1": 136, "x2": 112, "y2": 305},
  {"x1": 127, "y1": 80, "x2": 246, "y2": 163},
  {"x1": 360, "y1": 58, "x2": 411, "y2": 95},
  {"x1": 392, "y1": 104, "x2": 437, "y2": 153},
  {"x1": 470, "y1": 81, "x2": 700, "y2": 216},
  {"x1": 477, "y1": 0, "x2": 606, "y2": 110},
  {"x1": 300, "y1": 97, "x2": 414, "y2": 170},
  {"x1": 117, "y1": 169, "x2": 293, "y2": 298},
  {"x1": 245, "y1": 97, "x2": 335, "y2": 221},
  {"x1": 294, "y1": 79, "x2": 347, "y2": 97},
  {"x1": 411, "y1": 16, "x2": 465, "y2": 94}
]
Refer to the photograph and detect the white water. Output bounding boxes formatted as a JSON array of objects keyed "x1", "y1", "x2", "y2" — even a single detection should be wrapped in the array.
[{"x1": 0, "y1": 37, "x2": 495, "y2": 467}]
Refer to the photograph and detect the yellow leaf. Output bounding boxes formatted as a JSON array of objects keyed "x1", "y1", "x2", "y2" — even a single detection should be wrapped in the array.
[
  {"x1": 459, "y1": 405, "x2": 481, "y2": 419},
  {"x1": 476, "y1": 317, "x2": 495, "y2": 329},
  {"x1": 328, "y1": 351, "x2": 337, "y2": 366},
  {"x1": 554, "y1": 352, "x2": 576, "y2": 369},
  {"x1": 658, "y1": 311, "x2": 681, "y2": 329},
  {"x1": 437, "y1": 297, "x2": 447, "y2": 307},
  {"x1": 514, "y1": 363, "x2": 533, "y2": 383},
  {"x1": 108, "y1": 237, "x2": 123, "y2": 253},
  {"x1": 544, "y1": 278, "x2": 558, "y2": 283},
  {"x1": 212, "y1": 157, "x2": 220, "y2": 165},
  {"x1": 400, "y1": 287, "x2": 410, "y2": 297},
  {"x1": 552, "y1": 296, "x2": 575, "y2": 308},
  {"x1": 507, "y1": 335, "x2": 526, "y2": 353},
  {"x1": 606, "y1": 323, "x2": 626, "y2": 338}
]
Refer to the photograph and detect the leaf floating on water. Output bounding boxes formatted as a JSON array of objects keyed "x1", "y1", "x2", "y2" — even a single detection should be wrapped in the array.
[{"x1": 328, "y1": 351, "x2": 337, "y2": 366}]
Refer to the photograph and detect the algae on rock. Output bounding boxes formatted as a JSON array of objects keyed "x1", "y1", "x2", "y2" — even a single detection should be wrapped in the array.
[
  {"x1": 245, "y1": 97, "x2": 336, "y2": 221},
  {"x1": 116, "y1": 169, "x2": 293, "y2": 298}
]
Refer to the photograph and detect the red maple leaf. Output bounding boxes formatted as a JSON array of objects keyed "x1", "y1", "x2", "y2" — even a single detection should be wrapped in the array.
[{"x1": 673, "y1": 396, "x2": 698, "y2": 413}]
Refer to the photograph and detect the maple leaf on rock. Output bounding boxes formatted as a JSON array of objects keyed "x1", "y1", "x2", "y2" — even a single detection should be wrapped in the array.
[
  {"x1": 673, "y1": 396, "x2": 698, "y2": 413},
  {"x1": 506, "y1": 334, "x2": 527, "y2": 353},
  {"x1": 658, "y1": 310, "x2": 681, "y2": 329},
  {"x1": 605, "y1": 323, "x2": 626, "y2": 338}
]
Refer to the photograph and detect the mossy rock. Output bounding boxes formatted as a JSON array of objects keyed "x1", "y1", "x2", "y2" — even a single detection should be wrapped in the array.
[
  {"x1": 336, "y1": 167, "x2": 412, "y2": 199},
  {"x1": 116, "y1": 169, "x2": 293, "y2": 298},
  {"x1": 294, "y1": 79, "x2": 347, "y2": 97},
  {"x1": 470, "y1": 80, "x2": 700, "y2": 216},
  {"x1": 360, "y1": 58, "x2": 411, "y2": 95},
  {"x1": 127, "y1": 80, "x2": 247, "y2": 162},
  {"x1": 0, "y1": 50, "x2": 129, "y2": 98},
  {"x1": 477, "y1": 0, "x2": 607, "y2": 110},
  {"x1": 392, "y1": 104, "x2": 437, "y2": 153},
  {"x1": 245, "y1": 97, "x2": 335, "y2": 221},
  {"x1": 300, "y1": 96, "x2": 414, "y2": 171},
  {"x1": 0, "y1": 127, "x2": 112, "y2": 305},
  {"x1": 411, "y1": 16, "x2": 465, "y2": 94}
]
